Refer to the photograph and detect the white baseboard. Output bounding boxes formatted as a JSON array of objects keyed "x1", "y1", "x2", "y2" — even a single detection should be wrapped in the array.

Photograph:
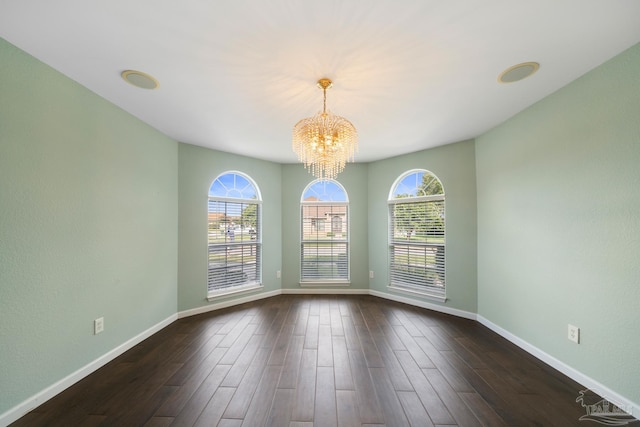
[
  {"x1": 5, "y1": 291, "x2": 637, "y2": 426},
  {"x1": 369, "y1": 289, "x2": 477, "y2": 320},
  {"x1": 0, "y1": 313, "x2": 178, "y2": 427},
  {"x1": 477, "y1": 315, "x2": 640, "y2": 419},
  {"x1": 178, "y1": 289, "x2": 282, "y2": 318}
]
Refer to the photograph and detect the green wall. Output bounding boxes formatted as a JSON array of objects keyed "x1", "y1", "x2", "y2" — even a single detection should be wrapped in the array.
[
  {"x1": 281, "y1": 163, "x2": 369, "y2": 290},
  {"x1": 0, "y1": 38, "x2": 178, "y2": 415},
  {"x1": 177, "y1": 143, "x2": 282, "y2": 311},
  {"x1": 367, "y1": 140, "x2": 478, "y2": 313},
  {"x1": 476, "y1": 43, "x2": 640, "y2": 405},
  {"x1": 3, "y1": 32, "x2": 639, "y2": 421}
]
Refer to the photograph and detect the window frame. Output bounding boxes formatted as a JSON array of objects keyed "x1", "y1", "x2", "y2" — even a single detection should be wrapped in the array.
[
  {"x1": 300, "y1": 179, "x2": 350, "y2": 285},
  {"x1": 388, "y1": 169, "x2": 446, "y2": 301},
  {"x1": 207, "y1": 171, "x2": 262, "y2": 300}
]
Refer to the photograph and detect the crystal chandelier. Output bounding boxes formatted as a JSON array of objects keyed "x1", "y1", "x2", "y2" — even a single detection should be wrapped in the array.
[{"x1": 293, "y1": 78, "x2": 358, "y2": 180}]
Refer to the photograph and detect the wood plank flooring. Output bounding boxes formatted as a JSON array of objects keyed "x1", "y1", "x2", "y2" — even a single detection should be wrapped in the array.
[{"x1": 10, "y1": 295, "x2": 622, "y2": 426}]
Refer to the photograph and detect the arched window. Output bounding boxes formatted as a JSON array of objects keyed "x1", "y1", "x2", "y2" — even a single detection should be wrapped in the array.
[
  {"x1": 301, "y1": 180, "x2": 349, "y2": 283},
  {"x1": 388, "y1": 170, "x2": 445, "y2": 300},
  {"x1": 208, "y1": 172, "x2": 262, "y2": 297}
]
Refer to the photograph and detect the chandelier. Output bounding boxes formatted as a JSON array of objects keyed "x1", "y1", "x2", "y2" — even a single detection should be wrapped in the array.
[{"x1": 293, "y1": 78, "x2": 358, "y2": 180}]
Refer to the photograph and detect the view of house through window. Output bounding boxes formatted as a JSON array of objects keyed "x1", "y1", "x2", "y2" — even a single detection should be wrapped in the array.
[
  {"x1": 388, "y1": 170, "x2": 445, "y2": 299},
  {"x1": 301, "y1": 180, "x2": 349, "y2": 283},
  {"x1": 208, "y1": 172, "x2": 262, "y2": 297}
]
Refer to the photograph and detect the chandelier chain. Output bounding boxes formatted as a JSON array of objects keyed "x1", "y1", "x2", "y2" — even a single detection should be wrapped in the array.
[{"x1": 323, "y1": 86, "x2": 327, "y2": 114}]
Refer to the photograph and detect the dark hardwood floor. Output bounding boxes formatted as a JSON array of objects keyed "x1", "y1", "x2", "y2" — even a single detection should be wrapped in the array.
[{"x1": 11, "y1": 295, "x2": 620, "y2": 426}]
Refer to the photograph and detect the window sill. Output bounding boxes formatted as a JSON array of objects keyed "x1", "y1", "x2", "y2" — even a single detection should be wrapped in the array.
[
  {"x1": 299, "y1": 281, "x2": 351, "y2": 287},
  {"x1": 207, "y1": 282, "x2": 263, "y2": 301},
  {"x1": 388, "y1": 284, "x2": 447, "y2": 302}
]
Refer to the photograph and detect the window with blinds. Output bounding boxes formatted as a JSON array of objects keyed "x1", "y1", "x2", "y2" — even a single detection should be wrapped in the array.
[
  {"x1": 388, "y1": 170, "x2": 445, "y2": 300},
  {"x1": 208, "y1": 172, "x2": 261, "y2": 297},
  {"x1": 301, "y1": 180, "x2": 349, "y2": 283}
]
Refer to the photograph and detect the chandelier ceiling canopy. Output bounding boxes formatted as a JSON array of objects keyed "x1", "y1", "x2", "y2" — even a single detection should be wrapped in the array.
[{"x1": 292, "y1": 78, "x2": 358, "y2": 181}]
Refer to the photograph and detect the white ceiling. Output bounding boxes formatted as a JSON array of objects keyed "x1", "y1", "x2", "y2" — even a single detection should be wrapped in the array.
[{"x1": 2, "y1": 0, "x2": 639, "y2": 163}]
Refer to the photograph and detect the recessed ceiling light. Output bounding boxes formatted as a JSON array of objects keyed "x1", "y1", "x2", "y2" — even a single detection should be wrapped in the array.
[
  {"x1": 121, "y1": 70, "x2": 159, "y2": 90},
  {"x1": 498, "y1": 62, "x2": 540, "y2": 84}
]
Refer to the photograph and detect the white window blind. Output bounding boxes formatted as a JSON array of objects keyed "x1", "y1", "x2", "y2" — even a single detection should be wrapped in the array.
[
  {"x1": 388, "y1": 170, "x2": 445, "y2": 299},
  {"x1": 208, "y1": 200, "x2": 261, "y2": 292},
  {"x1": 208, "y1": 172, "x2": 261, "y2": 297},
  {"x1": 300, "y1": 180, "x2": 349, "y2": 283},
  {"x1": 301, "y1": 204, "x2": 348, "y2": 281}
]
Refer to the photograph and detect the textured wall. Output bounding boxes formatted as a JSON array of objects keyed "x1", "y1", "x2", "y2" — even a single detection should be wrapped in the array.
[
  {"x1": 476, "y1": 43, "x2": 640, "y2": 406},
  {"x1": 177, "y1": 143, "x2": 282, "y2": 311},
  {"x1": 367, "y1": 140, "x2": 478, "y2": 313},
  {"x1": 0, "y1": 38, "x2": 178, "y2": 415},
  {"x1": 3, "y1": 29, "x2": 639, "y2": 423}
]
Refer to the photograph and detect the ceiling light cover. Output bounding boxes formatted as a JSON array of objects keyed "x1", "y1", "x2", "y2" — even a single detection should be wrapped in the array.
[
  {"x1": 293, "y1": 78, "x2": 358, "y2": 180},
  {"x1": 121, "y1": 70, "x2": 159, "y2": 89},
  {"x1": 498, "y1": 62, "x2": 540, "y2": 83}
]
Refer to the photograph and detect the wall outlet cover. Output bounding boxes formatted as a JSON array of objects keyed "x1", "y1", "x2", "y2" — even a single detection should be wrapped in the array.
[
  {"x1": 94, "y1": 317, "x2": 104, "y2": 335},
  {"x1": 568, "y1": 324, "x2": 580, "y2": 344}
]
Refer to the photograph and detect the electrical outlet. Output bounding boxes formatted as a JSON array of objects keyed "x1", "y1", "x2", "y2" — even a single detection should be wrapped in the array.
[
  {"x1": 276, "y1": 270, "x2": 281, "y2": 279},
  {"x1": 369, "y1": 270, "x2": 374, "y2": 279},
  {"x1": 568, "y1": 324, "x2": 579, "y2": 344},
  {"x1": 94, "y1": 317, "x2": 104, "y2": 335}
]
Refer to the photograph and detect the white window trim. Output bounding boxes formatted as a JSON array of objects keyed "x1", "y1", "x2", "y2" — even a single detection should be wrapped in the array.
[
  {"x1": 207, "y1": 282, "x2": 264, "y2": 301},
  {"x1": 299, "y1": 280, "x2": 351, "y2": 286},
  {"x1": 387, "y1": 283, "x2": 447, "y2": 302}
]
